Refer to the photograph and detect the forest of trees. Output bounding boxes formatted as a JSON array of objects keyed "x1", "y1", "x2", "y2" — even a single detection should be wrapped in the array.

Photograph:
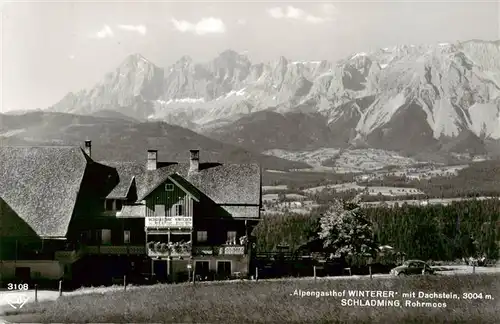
[
  {"x1": 253, "y1": 199, "x2": 500, "y2": 262},
  {"x1": 263, "y1": 170, "x2": 355, "y2": 189}
]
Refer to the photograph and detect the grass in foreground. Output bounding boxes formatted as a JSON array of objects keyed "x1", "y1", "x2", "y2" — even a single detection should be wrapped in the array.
[{"x1": 5, "y1": 274, "x2": 500, "y2": 323}]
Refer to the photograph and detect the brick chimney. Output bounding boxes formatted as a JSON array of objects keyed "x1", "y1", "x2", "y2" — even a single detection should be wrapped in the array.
[
  {"x1": 147, "y1": 149, "x2": 158, "y2": 170},
  {"x1": 83, "y1": 140, "x2": 92, "y2": 157},
  {"x1": 189, "y1": 149, "x2": 199, "y2": 173}
]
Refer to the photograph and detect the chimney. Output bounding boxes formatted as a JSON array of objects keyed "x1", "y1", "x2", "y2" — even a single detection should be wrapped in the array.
[
  {"x1": 189, "y1": 149, "x2": 199, "y2": 173},
  {"x1": 147, "y1": 150, "x2": 158, "y2": 170},
  {"x1": 84, "y1": 140, "x2": 92, "y2": 157}
]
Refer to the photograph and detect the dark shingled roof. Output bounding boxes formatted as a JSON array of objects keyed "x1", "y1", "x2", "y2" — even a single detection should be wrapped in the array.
[
  {"x1": 167, "y1": 173, "x2": 201, "y2": 202},
  {"x1": 0, "y1": 146, "x2": 88, "y2": 238},
  {"x1": 0, "y1": 146, "x2": 261, "y2": 237},
  {"x1": 98, "y1": 161, "x2": 145, "y2": 199},
  {"x1": 221, "y1": 205, "x2": 260, "y2": 218},
  {"x1": 116, "y1": 204, "x2": 146, "y2": 218},
  {"x1": 134, "y1": 163, "x2": 261, "y2": 205}
]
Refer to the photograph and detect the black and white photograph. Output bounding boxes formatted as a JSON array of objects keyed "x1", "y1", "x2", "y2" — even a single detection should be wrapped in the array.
[{"x1": 0, "y1": 0, "x2": 499, "y2": 323}]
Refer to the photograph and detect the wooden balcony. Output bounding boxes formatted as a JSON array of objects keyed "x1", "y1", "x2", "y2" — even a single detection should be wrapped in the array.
[
  {"x1": 145, "y1": 216, "x2": 193, "y2": 229},
  {"x1": 85, "y1": 245, "x2": 145, "y2": 255},
  {"x1": 55, "y1": 245, "x2": 145, "y2": 262},
  {"x1": 220, "y1": 245, "x2": 246, "y2": 255},
  {"x1": 147, "y1": 248, "x2": 191, "y2": 258},
  {"x1": 193, "y1": 245, "x2": 246, "y2": 256}
]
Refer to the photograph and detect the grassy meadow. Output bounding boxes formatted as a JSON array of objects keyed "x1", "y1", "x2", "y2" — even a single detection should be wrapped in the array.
[{"x1": 3, "y1": 273, "x2": 500, "y2": 323}]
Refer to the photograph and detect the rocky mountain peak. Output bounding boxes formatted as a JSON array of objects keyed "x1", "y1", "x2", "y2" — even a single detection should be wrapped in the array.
[
  {"x1": 48, "y1": 40, "x2": 500, "y2": 156},
  {"x1": 172, "y1": 55, "x2": 193, "y2": 68}
]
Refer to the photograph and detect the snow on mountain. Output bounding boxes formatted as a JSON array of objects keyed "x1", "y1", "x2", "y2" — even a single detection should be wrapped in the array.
[
  {"x1": 351, "y1": 52, "x2": 367, "y2": 60},
  {"x1": 48, "y1": 40, "x2": 500, "y2": 155}
]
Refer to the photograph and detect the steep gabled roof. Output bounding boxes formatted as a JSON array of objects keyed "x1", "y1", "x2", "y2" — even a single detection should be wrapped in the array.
[
  {"x1": 134, "y1": 163, "x2": 260, "y2": 205},
  {"x1": 134, "y1": 164, "x2": 187, "y2": 201},
  {"x1": 136, "y1": 172, "x2": 202, "y2": 203},
  {"x1": 0, "y1": 146, "x2": 89, "y2": 238},
  {"x1": 166, "y1": 173, "x2": 201, "y2": 202},
  {"x1": 98, "y1": 161, "x2": 145, "y2": 199}
]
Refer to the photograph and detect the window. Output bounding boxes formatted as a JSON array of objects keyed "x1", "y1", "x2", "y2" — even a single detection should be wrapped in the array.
[
  {"x1": 174, "y1": 204, "x2": 184, "y2": 216},
  {"x1": 165, "y1": 183, "x2": 174, "y2": 191},
  {"x1": 115, "y1": 200, "x2": 123, "y2": 211},
  {"x1": 105, "y1": 200, "x2": 114, "y2": 211},
  {"x1": 197, "y1": 231, "x2": 208, "y2": 243},
  {"x1": 80, "y1": 230, "x2": 91, "y2": 243},
  {"x1": 195, "y1": 261, "x2": 210, "y2": 276},
  {"x1": 227, "y1": 231, "x2": 237, "y2": 244},
  {"x1": 154, "y1": 204, "x2": 165, "y2": 216},
  {"x1": 123, "y1": 230, "x2": 131, "y2": 244},
  {"x1": 101, "y1": 229, "x2": 111, "y2": 245},
  {"x1": 217, "y1": 261, "x2": 231, "y2": 276}
]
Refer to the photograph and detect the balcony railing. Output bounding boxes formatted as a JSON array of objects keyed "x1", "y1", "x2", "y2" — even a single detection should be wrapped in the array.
[
  {"x1": 55, "y1": 245, "x2": 145, "y2": 261},
  {"x1": 85, "y1": 245, "x2": 145, "y2": 255},
  {"x1": 145, "y1": 216, "x2": 193, "y2": 228},
  {"x1": 193, "y1": 246, "x2": 216, "y2": 255},
  {"x1": 147, "y1": 241, "x2": 191, "y2": 258},
  {"x1": 220, "y1": 245, "x2": 246, "y2": 255},
  {"x1": 193, "y1": 244, "x2": 246, "y2": 256},
  {"x1": 147, "y1": 249, "x2": 191, "y2": 258}
]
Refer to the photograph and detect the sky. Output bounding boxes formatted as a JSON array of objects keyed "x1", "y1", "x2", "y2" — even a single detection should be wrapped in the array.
[{"x1": 1, "y1": 0, "x2": 499, "y2": 112}]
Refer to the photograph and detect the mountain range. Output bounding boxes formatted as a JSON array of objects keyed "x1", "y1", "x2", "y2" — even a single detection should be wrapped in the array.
[
  {"x1": 0, "y1": 111, "x2": 309, "y2": 171},
  {"x1": 47, "y1": 40, "x2": 500, "y2": 156}
]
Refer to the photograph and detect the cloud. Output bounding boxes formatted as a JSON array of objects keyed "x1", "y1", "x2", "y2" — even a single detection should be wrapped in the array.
[
  {"x1": 171, "y1": 17, "x2": 226, "y2": 35},
  {"x1": 117, "y1": 24, "x2": 147, "y2": 35},
  {"x1": 267, "y1": 5, "x2": 338, "y2": 24},
  {"x1": 94, "y1": 25, "x2": 114, "y2": 38},
  {"x1": 268, "y1": 7, "x2": 285, "y2": 19},
  {"x1": 321, "y1": 4, "x2": 338, "y2": 17}
]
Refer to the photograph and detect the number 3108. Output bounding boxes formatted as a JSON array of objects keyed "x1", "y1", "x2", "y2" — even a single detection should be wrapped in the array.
[{"x1": 7, "y1": 283, "x2": 29, "y2": 290}]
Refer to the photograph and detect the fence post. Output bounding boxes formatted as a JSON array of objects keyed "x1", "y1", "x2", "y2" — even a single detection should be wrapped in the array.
[
  {"x1": 255, "y1": 267, "x2": 259, "y2": 281},
  {"x1": 473, "y1": 264, "x2": 476, "y2": 274},
  {"x1": 34, "y1": 284, "x2": 38, "y2": 302},
  {"x1": 369, "y1": 265, "x2": 372, "y2": 280},
  {"x1": 58, "y1": 280, "x2": 63, "y2": 297},
  {"x1": 313, "y1": 266, "x2": 317, "y2": 282},
  {"x1": 124, "y1": 275, "x2": 127, "y2": 291}
]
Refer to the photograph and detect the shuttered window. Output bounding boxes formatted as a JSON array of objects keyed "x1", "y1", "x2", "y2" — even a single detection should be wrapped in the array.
[
  {"x1": 155, "y1": 204, "x2": 165, "y2": 216},
  {"x1": 197, "y1": 231, "x2": 208, "y2": 243},
  {"x1": 101, "y1": 229, "x2": 111, "y2": 245},
  {"x1": 123, "y1": 230, "x2": 131, "y2": 244},
  {"x1": 227, "y1": 231, "x2": 237, "y2": 244},
  {"x1": 116, "y1": 200, "x2": 123, "y2": 211},
  {"x1": 174, "y1": 204, "x2": 184, "y2": 216}
]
